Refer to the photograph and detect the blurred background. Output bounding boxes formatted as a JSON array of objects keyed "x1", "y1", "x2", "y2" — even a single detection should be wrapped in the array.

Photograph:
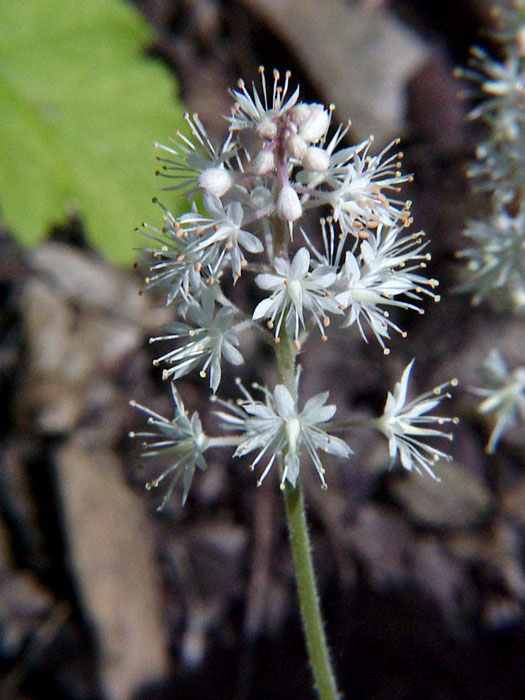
[{"x1": 1, "y1": 1, "x2": 525, "y2": 699}]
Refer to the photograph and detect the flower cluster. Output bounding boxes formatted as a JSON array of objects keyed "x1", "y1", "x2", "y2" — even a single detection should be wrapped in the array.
[
  {"x1": 455, "y1": 2, "x2": 525, "y2": 455},
  {"x1": 131, "y1": 67, "x2": 456, "y2": 507},
  {"x1": 456, "y1": 1, "x2": 525, "y2": 312}
]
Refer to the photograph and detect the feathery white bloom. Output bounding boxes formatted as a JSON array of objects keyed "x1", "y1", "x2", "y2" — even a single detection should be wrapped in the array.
[
  {"x1": 140, "y1": 199, "x2": 216, "y2": 305},
  {"x1": 300, "y1": 131, "x2": 413, "y2": 234},
  {"x1": 155, "y1": 112, "x2": 236, "y2": 196},
  {"x1": 178, "y1": 193, "x2": 264, "y2": 279},
  {"x1": 335, "y1": 223, "x2": 439, "y2": 352},
  {"x1": 130, "y1": 385, "x2": 209, "y2": 508},
  {"x1": 216, "y1": 380, "x2": 352, "y2": 488},
  {"x1": 457, "y1": 207, "x2": 525, "y2": 311},
  {"x1": 228, "y1": 67, "x2": 300, "y2": 134},
  {"x1": 374, "y1": 360, "x2": 458, "y2": 480},
  {"x1": 253, "y1": 247, "x2": 342, "y2": 342},
  {"x1": 150, "y1": 287, "x2": 243, "y2": 392},
  {"x1": 471, "y1": 349, "x2": 525, "y2": 453}
]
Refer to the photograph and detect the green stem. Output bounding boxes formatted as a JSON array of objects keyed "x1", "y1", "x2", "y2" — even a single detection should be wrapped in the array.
[
  {"x1": 275, "y1": 331, "x2": 341, "y2": 700},
  {"x1": 283, "y1": 481, "x2": 340, "y2": 700}
]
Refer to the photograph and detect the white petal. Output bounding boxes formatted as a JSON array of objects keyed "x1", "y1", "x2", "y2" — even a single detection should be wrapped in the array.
[
  {"x1": 253, "y1": 296, "x2": 277, "y2": 320},
  {"x1": 394, "y1": 359, "x2": 415, "y2": 410},
  {"x1": 291, "y1": 247, "x2": 310, "y2": 278},
  {"x1": 274, "y1": 385, "x2": 296, "y2": 418},
  {"x1": 323, "y1": 435, "x2": 352, "y2": 458},
  {"x1": 239, "y1": 230, "x2": 264, "y2": 253},
  {"x1": 255, "y1": 273, "x2": 282, "y2": 291},
  {"x1": 222, "y1": 341, "x2": 244, "y2": 366}
]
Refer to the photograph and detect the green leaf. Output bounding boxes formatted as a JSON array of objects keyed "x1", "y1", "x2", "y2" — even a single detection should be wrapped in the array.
[{"x1": 0, "y1": 0, "x2": 186, "y2": 265}]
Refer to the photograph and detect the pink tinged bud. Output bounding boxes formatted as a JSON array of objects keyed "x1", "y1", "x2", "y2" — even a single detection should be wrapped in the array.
[
  {"x1": 285, "y1": 134, "x2": 308, "y2": 159},
  {"x1": 256, "y1": 115, "x2": 278, "y2": 140},
  {"x1": 251, "y1": 148, "x2": 276, "y2": 175},
  {"x1": 302, "y1": 146, "x2": 330, "y2": 172},
  {"x1": 289, "y1": 103, "x2": 311, "y2": 127},
  {"x1": 198, "y1": 167, "x2": 233, "y2": 196},
  {"x1": 299, "y1": 104, "x2": 330, "y2": 143},
  {"x1": 277, "y1": 184, "x2": 302, "y2": 221}
]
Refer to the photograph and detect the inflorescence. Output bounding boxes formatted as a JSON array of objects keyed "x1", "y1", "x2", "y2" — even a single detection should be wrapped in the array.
[
  {"x1": 131, "y1": 67, "x2": 456, "y2": 507},
  {"x1": 456, "y1": 2, "x2": 525, "y2": 452}
]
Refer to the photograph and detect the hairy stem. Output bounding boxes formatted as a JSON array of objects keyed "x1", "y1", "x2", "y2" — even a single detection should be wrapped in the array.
[
  {"x1": 283, "y1": 481, "x2": 340, "y2": 700},
  {"x1": 275, "y1": 333, "x2": 341, "y2": 700}
]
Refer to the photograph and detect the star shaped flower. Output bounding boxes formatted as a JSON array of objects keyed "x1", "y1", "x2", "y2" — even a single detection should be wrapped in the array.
[
  {"x1": 150, "y1": 286, "x2": 243, "y2": 393},
  {"x1": 130, "y1": 385, "x2": 209, "y2": 508},
  {"x1": 253, "y1": 247, "x2": 342, "y2": 343},
  {"x1": 216, "y1": 380, "x2": 352, "y2": 488},
  {"x1": 374, "y1": 360, "x2": 458, "y2": 479}
]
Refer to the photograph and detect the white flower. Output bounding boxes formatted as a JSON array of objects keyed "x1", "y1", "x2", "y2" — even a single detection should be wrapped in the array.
[
  {"x1": 471, "y1": 349, "x2": 525, "y2": 453},
  {"x1": 140, "y1": 199, "x2": 215, "y2": 305},
  {"x1": 251, "y1": 148, "x2": 276, "y2": 175},
  {"x1": 179, "y1": 193, "x2": 264, "y2": 279},
  {"x1": 228, "y1": 67, "x2": 300, "y2": 135},
  {"x1": 457, "y1": 207, "x2": 525, "y2": 311},
  {"x1": 216, "y1": 380, "x2": 352, "y2": 488},
  {"x1": 253, "y1": 247, "x2": 342, "y2": 343},
  {"x1": 462, "y1": 47, "x2": 525, "y2": 122},
  {"x1": 155, "y1": 112, "x2": 236, "y2": 196},
  {"x1": 300, "y1": 131, "x2": 413, "y2": 234},
  {"x1": 130, "y1": 385, "x2": 209, "y2": 508},
  {"x1": 150, "y1": 287, "x2": 243, "y2": 392},
  {"x1": 374, "y1": 360, "x2": 458, "y2": 480},
  {"x1": 335, "y1": 223, "x2": 439, "y2": 352}
]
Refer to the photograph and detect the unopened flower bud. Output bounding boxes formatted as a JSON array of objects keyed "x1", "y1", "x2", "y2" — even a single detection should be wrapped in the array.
[
  {"x1": 251, "y1": 148, "x2": 276, "y2": 174},
  {"x1": 289, "y1": 103, "x2": 312, "y2": 127},
  {"x1": 302, "y1": 146, "x2": 330, "y2": 172},
  {"x1": 256, "y1": 115, "x2": 278, "y2": 140},
  {"x1": 198, "y1": 167, "x2": 233, "y2": 196},
  {"x1": 299, "y1": 104, "x2": 330, "y2": 143},
  {"x1": 277, "y1": 184, "x2": 302, "y2": 221},
  {"x1": 286, "y1": 133, "x2": 308, "y2": 159}
]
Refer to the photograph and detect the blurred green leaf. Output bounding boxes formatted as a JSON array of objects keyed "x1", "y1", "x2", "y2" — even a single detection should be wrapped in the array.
[{"x1": 0, "y1": 0, "x2": 186, "y2": 265}]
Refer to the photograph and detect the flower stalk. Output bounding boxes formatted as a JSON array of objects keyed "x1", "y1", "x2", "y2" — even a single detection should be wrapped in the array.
[
  {"x1": 276, "y1": 325, "x2": 341, "y2": 699},
  {"x1": 283, "y1": 480, "x2": 340, "y2": 700}
]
